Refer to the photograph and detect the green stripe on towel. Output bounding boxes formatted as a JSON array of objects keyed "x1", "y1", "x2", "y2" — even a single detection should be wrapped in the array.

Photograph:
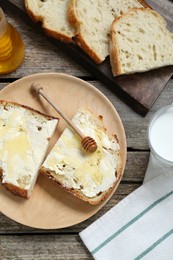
[
  {"x1": 135, "y1": 229, "x2": 173, "y2": 259},
  {"x1": 91, "y1": 190, "x2": 173, "y2": 255}
]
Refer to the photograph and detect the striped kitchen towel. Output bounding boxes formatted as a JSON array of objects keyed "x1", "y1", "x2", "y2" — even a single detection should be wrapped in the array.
[{"x1": 80, "y1": 172, "x2": 173, "y2": 260}]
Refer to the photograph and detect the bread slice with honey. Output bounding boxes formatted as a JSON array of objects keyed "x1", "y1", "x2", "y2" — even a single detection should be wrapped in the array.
[
  {"x1": 0, "y1": 100, "x2": 58, "y2": 198},
  {"x1": 110, "y1": 8, "x2": 173, "y2": 76},
  {"x1": 40, "y1": 108, "x2": 121, "y2": 205},
  {"x1": 24, "y1": 0, "x2": 75, "y2": 43},
  {"x1": 68, "y1": 0, "x2": 151, "y2": 63}
]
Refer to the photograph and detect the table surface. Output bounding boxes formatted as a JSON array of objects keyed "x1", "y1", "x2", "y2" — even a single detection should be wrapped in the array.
[{"x1": 0, "y1": 1, "x2": 173, "y2": 259}]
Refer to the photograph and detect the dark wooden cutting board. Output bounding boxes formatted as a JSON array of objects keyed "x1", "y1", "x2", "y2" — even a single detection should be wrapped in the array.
[{"x1": 1, "y1": 0, "x2": 173, "y2": 116}]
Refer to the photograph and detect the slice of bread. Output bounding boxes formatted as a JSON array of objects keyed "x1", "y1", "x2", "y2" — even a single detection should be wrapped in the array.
[
  {"x1": 24, "y1": 0, "x2": 75, "y2": 43},
  {"x1": 40, "y1": 108, "x2": 121, "y2": 205},
  {"x1": 110, "y1": 8, "x2": 173, "y2": 76},
  {"x1": 68, "y1": 0, "x2": 150, "y2": 63},
  {"x1": 0, "y1": 100, "x2": 58, "y2": 198}
]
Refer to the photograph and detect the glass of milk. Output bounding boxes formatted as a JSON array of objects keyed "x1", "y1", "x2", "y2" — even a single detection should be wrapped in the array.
[{"x1": 144, "y1": 104, "x2": 173, "y2": 183}]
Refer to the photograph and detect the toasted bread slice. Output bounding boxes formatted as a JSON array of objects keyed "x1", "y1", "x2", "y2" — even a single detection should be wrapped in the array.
[
  {"x1": 110, "y1": 8, "x2": 173, "y2": 76},
  {"x1": 24, "y1": 0, "x2": 75, "y2": 43},
  {"x1": 68, "y1": 0, "x2": 150, "y2": 63},
  {"x1": 40, "y1": 108, "x2": 121, "y2": 205},
  {"x1": 0, "y1": 100, "x2": 58, "y2": 198}
]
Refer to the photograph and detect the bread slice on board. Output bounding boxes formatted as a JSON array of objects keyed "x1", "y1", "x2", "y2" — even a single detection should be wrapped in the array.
[
  {"x1": 68, "y1": 0, "x2": 150, "y2": 63},
  {"x1": 0, "y1": 100, "x2": 58, "y2": 198},
  {"x1": 24, "y1": 0, "x2": 75, "y2": 43},
  {"x1": 110, "y1": 7, "x2": 173, "y2": 76},
  {"x1": 40, "y1": 108, "x2": 122, "y2": 205}
]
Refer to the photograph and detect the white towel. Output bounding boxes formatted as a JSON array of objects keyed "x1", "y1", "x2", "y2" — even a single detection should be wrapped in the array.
[{"x1": 80, "y1": 172, "x2": 173, "y2": 260}]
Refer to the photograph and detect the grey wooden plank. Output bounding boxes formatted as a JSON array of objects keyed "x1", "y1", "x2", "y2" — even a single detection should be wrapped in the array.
[{"x1": 0, "y1": 234, "x2": 92, "y2": 260}]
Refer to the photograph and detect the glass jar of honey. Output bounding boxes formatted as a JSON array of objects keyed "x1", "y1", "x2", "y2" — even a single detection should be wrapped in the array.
[{"x1": 0, "y1": 7, "x2": 25, "y2": 74}]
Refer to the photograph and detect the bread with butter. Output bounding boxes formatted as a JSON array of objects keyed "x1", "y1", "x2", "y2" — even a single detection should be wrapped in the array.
[
  {"x1": 110, "y1": 8, "x2": 173, "y2": 76},
  {"x1": 0, "y1": 100, "x2": 58, "y2": 198},
  {"x1": 24, "y1": 0, "x2": 75, "y2": 43},
  {"x1": 68, "y1": 0, "x2": 151, "y2": 63},
  {"x1": 40, "y1": 108, "x2": 121, "y2": 205}
]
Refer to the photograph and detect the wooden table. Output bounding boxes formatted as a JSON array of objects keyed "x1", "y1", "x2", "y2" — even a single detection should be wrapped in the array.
[{"x1": 0, "y1": 1, "x2": 173, "y2": 259}]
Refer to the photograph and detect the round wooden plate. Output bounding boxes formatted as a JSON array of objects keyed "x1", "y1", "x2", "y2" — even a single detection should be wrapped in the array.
[{"x1": 0, "y1": 73, "x2": 126, "y2": 229}]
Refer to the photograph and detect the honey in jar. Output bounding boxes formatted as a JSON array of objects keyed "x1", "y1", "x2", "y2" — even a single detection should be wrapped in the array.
[{"x1": 0, "y1": 7, "x2": 25, "y2": 74}]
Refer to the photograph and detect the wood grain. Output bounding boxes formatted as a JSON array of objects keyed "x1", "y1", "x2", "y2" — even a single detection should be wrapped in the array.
[
  {"x1": 0, "y1": 0, "x2": 172, "y2": 115},
  {"x1": 0, "y1": 235, "x2": 92, "y2": 260},
  {"x1": 0, "y1": 2, "x2": 173, "y2": 258}
]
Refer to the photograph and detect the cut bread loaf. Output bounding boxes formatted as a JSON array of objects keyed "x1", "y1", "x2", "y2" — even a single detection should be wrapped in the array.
[
  {"x1": 68, "y1": 0, "x2": 150, "y2": 63},
  {"x1": 40, "y1": 108, "x2": 121, "y2": 205},
  {"x1": 110, "y1": 8, "x2": 173, "y2": 76},
  {"x1": 0, "y1": 100, "x2": 58, "y2": 198},
  {"x1": 24, "y1": 0, "x2": 75, "y2": 43}
]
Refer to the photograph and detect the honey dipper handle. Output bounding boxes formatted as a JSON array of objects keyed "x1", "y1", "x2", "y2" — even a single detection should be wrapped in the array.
[{"x1": 33, "y1": 84, "x2": 85, "y2": 139}]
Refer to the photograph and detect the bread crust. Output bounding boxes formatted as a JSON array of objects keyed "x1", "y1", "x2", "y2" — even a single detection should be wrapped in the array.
[
  {"x1": 75, "y1": 34, "x2": 103, "y2": 64},
  {"x1": 0, "y1": 168, "x2": 28, "y2": 198},
  {"x1": 0, "y1": 99, "x2": 58, "y2": 121},
  {"x1": 109, "y1": 23, "x2": 122, "y2": 76},
  {"x1": 24, "y1": 2, "x2": 41, "y2": 23},
  {"x1": 24, "y1": 0, "x2": 73, "y2": 43},
  {"x1": 138, "y1": 0, "x2": 152, "y2": 9},
  {"x1": 68, "y1": 0, "x2": 79, "y2": 29},
  {"x1": 68, "y1": 0, "x2": 101, "y2": 63},
  {"x1": 68, "y1": 0, "x2": 103, "y2": 63},
  {"x1": 42, "y1": 27, "x2": 73, "y2": 44},
  {"x1": 40, "y1": 155, "x2": 122, "y2": 205}
]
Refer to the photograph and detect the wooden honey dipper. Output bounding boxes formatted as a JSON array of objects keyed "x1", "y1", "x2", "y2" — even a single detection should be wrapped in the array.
[{"x1": 31, "y1": 84, "x2": 97, "y2": 153}]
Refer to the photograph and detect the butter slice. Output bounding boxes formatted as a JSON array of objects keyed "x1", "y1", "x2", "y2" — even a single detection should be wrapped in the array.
[{"x1": 42, "y1": 109, "x2": 121, "y2": 199}]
